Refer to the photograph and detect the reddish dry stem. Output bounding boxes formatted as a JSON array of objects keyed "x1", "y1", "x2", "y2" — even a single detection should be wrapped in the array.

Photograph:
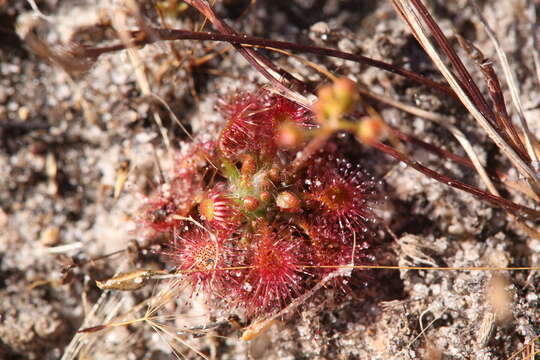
[
  {"x1": 77, "y1": 324, "x2": 108, "y2": 333},
  {"x1": 184, "y1": 0, "x2": 302, "y2": 97},
  {"x1": 457, "y1": 35, "x2": 529, "y2": 162},
  {"x1": 77, "y1": 28, "x2": 453, "y2": 97},
  {"x1": 408, "y1": 0, "x2": 496, "y2": 125},
  {"x1": 390, "y1": 127, "x2": 505, "y2": 181},
  {"x1": 373, "y1": 141, "x2": 540, "y2": 219}
]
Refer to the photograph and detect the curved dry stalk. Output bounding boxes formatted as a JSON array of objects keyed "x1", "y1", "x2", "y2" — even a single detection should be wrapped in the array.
[
  {"x1": 358, "y1": 86, "x2": 499, "y2": 196},
  {"x1": 403, "y1": 306, "x2": 448, "y2": 352}
]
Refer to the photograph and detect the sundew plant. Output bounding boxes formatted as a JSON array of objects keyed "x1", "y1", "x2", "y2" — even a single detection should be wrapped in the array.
[{"x1": 11, "y1": 0, "x2": 540, "y2": 359}]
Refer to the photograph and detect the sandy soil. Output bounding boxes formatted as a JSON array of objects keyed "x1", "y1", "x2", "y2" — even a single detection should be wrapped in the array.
[{"x1": 1, "y1": 1, "x2": 540, "y2": 359}]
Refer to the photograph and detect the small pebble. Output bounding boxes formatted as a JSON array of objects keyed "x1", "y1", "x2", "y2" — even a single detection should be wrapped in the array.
[{"x1": 40, "y1": 226, "x2": 60, "y2": 246}]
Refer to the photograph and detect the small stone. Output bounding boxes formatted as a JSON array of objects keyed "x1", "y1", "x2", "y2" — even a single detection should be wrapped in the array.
[
  {"x1": 40, "y1": 226, "x2": 60, "y2": 246},
  {"x1": 18, "y1": 106, "x2": 29, "y2": 121},
  {"x1": 310, "y1": 21, "x2": 330, "y2": 35}
]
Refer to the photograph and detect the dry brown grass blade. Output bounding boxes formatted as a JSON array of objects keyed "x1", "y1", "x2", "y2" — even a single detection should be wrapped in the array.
[
  {"x1": 470, "y1": 0, "x2": 540, "y2": 169},
  {"x1": 374, "y1": 140, "x2": 540, "y2": 218},
  {"x1": 358, "y1": 86, "x2": 499, "y2": 196},
  {"x1": 390, "y1": 0, "x2": 540, "y2": 205},
  {"x1": 75, "y1": 27, "x2": 455, "y2": 97},
  {"x1": 455, "y1": 33, "x2": 529, "y2": 161},
  {"x1": 358, "y1": 87, "x2": 540, "y2": 238}
]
